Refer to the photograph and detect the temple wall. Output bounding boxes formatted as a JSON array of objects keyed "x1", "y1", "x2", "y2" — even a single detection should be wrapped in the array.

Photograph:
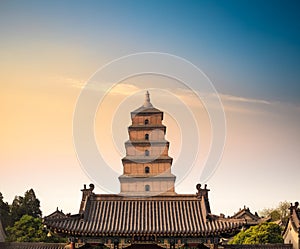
[{"x1": 283, "y1": 220, "x2": 299, "y2": 249}]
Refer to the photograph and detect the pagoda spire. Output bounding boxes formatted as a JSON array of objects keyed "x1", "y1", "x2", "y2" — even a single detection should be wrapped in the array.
[{"x1": 143, "y1": 91, "x2": 153, "y2": 108}]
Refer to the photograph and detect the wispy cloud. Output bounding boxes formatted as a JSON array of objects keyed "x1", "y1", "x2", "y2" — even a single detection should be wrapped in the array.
[
  {"x1": 61, "y1": 77, "x2": 269, "y2": 106},
  {"x1": 56, "y1": 75, "x2": 141, "y2": 95},
  {"x1": 52, "y1": 75, "x2": 86, "y2": 89},
  {"x1": 220, "y1": 94, "x2": 271, "y2": 105},
  {"x1": 56, "y1": 77, "x2": 299, "y2": 116},
  {"x1": 108, "y1": 83, "x2": 141, "y2": 96}
]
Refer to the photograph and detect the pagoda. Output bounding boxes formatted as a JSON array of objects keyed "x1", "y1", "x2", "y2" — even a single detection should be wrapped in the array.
[
  {"x1": 44, "y1": 91, "x2": 245, "y2": 249},
  {"x1": 119, "y1": 91, "x2": 176, "y2": 196}
]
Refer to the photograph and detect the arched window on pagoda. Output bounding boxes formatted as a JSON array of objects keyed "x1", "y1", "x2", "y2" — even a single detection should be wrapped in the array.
[
  {"x1": 145, "y1": 150, "x2": 150, "y2": 156},
  {"x1": 144, "y1": 119, "x2": 149, "y2": 125},
  {"x1": 145, "y1": 185, "x2": 150, "y2": 192},
  {"x1": 145, "y1": 166, "x2": 150, "y2": 174},
  {"x1": 145, "y1": 134, "x2": 149, "y2": 140}
]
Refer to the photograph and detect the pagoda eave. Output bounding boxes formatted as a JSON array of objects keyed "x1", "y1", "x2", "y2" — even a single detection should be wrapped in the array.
[
  {"x1": 124, "y1": 140, "x2": 170, "y2": 146},
  {"x1": 128, "y1": 125, "x2": 166, "y2": 131},
  {"x1": 122, "y1": 157, "x2": 173, "y2": 164},
  {"x1": 118, "y1": 174, "x2": 176, "y2": 182}
]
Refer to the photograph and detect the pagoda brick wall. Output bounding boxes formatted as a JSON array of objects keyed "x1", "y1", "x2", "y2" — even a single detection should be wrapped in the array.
[{"x1": 119, "y1": 92, "x2": 176, "y2": 196}]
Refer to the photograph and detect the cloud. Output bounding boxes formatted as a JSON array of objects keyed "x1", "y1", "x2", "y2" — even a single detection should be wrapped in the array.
[
  {"x1": 108, "y1": 83, "x2": 141, "y2": 96},
  {"x1": 57, "y1": 77, "x2": 299, "y2": 117},
  {"x1": 56, "y1": 76, "x2": 142, "y2": 96},
  {"x1": 220, "y1": 94, "x2": 271, "y2": 105},
  {"x1": 52, "y1": 75, "x2": 86, "y2": 89},
  {"x1": 59, "y1": 76, "x2": 269, "y2": 107}
]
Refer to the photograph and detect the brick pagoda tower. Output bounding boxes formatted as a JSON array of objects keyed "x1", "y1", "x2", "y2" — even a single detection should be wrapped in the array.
[{"x1": 119, "y1": 91, "x2": 176, "y2": 195}]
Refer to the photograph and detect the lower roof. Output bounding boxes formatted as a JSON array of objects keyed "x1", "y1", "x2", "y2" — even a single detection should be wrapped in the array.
[{"x1": 44, "y1": 193, "x2": 244, "y2": 237}]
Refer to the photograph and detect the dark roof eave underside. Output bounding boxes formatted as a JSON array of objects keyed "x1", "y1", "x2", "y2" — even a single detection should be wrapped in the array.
[
  {"x1": 122, "y1": 158, "x2": 173, "y2": 163},
  {"x1": 124, "y1": 141, "x2": 170, "y2": 146},
  {"x1": 46, "y1": 225, "x2": 242, "y2": 238}
]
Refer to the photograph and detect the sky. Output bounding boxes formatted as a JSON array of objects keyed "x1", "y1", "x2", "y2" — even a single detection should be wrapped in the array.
[{"x1": 1, "y1": 0, "x2": 300, "y2": 216}]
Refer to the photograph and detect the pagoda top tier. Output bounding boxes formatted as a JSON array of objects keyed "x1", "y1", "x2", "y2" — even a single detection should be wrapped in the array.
[{"x1": 131, "y1": 91, "x2": 163, "y2": 115}]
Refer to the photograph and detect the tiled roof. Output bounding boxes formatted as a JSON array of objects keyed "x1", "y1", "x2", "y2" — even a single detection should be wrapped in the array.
[
  {"x1": 131, "y1": 106, "x2": 162, "y2": 114},
  {"x1": 127, "y1": 125, "x2": 166, "y2": 130},
  {"x1": 122, "y1": 156, "x2": 173, "y2": 163},
  {"x1": 44, "y1": 194, "x2": 244, "y2": 237},
  {"x1": 283, "y1": 202, "x2": 300, "y2": 237},
  {"x1": 231, "y1": 207, "x2": 259, "y2": 221},
  {"x1": 0, "y1": 242, "x2": 66, "y2": 249},
  {"x1": 291, "y1": 204, "x2": 300, "y2": 229},
  {"x1": 46, "y1": 209, "x2": 66, "y2": 220},
  {"x1": 296, "y1": 209, "x2": 300, "y2": 224},
  {"x1": 230, "y1": 206, "x2": 269, "y2": 225}
]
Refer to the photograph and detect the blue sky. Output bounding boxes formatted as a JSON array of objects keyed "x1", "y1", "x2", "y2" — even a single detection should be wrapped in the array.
[
  {"x1": 1, "y1": 0, "x2": 300, "y2": 102},
  {"x1": 1, "y1": 1, "x2": 300, "y2": 215}
]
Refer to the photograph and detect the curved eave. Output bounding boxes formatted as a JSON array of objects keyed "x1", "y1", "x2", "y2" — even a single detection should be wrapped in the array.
[
  {"x1": 282, "y1": 219, "x2": 290, "y2": 237},
  {"x1": 131, "y1": 106, "x2": 163, "y2": 114},
  {"x1": 124, "y1": 140, "x2": 170, "y2": 146},
  {"x1": 128, "y1": 125, "x2": 166, "y2": 131},
  {"x1": 122, "y1": 156, "x2": 173, "y2": 164},
  {"x1": 119, "y1": 174, "x2": 176, "y2": 182},
  {"x1": 131, "y1": 108, "x2": 164, "y2": 120},
  {"x1": 44, "y1": 214, "x2": 244, "y2": 238},
  {"x1": 45, "y1": 222, "x2": 243, "y2": 238}
]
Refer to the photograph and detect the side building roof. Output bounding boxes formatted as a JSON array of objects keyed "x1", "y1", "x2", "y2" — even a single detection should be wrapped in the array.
[
  {"x1": 283, "y1": 202, "x2": 300, "y2": 236},
  {"x1": 44, "y1": 184, "x2": 245, "y2": 238},
  {"x1": 231, "y1": 206, "x2": 270, "y2": 226}
]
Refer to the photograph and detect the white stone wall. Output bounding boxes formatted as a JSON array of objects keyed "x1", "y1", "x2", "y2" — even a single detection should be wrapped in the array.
[{"x1": 283, "y1": 220, "x2": 299, "y2": 249}]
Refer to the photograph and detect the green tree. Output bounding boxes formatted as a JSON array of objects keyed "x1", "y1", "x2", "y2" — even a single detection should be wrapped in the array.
[
  {"x1": 229, "y1": 222, "x2": 283, "y2": 244},
  {"x1": 22, "y1": 189, "x2": 42, "y2": 218},
  {"x1": 269, "y1": 210, "x2": 281, "y2": 221},
  {"x1": 277, "y1": 201, "x2": 290, "y2": 225},
  {"x1": 5, "y1": 215, "x2": 45, "y2": 242},
  {"x1": 10, "y1": 189, "x2": 42, "y2": 223},
  {"x1": 0, "y1": 192, "x2": 11, "y2": 228},
  {"x1": 5, "y1": 214, "x2": 66, "y2": 243},
  {"x1": 10, "y1": 196, "x2": 25, "y2": 224},
  {"x1": 260, "y1": 201, "x2": 290, "y2": 226}
]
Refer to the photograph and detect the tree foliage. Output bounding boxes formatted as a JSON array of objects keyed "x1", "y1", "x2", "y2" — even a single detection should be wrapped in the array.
[
  {"x1": 0, "y1": 192, "x2": 11, "y2": 228},
  {"x1": 10, "y1": 189, "x2": 42, "y2": 224},
  {"x1": 5, "y1": 214, "x2": 66, "y2": 243},
  {"x1": 5, "y1": 215, "x2": 46, "y2": 242},
  {"x1": 229, "y1": 222, "x2": 283, "y2": 245},
  {"x1": 260, "y1": 201, "x2": 290, "y2": 226},
  {"x1": 1, "y1": 189, "x2": 65, "y2": 243}
]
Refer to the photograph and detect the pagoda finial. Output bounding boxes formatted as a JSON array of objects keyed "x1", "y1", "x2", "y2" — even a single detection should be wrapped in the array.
[{"x1": 143, "y1": 91, "x2": 153, "y2": 108}]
